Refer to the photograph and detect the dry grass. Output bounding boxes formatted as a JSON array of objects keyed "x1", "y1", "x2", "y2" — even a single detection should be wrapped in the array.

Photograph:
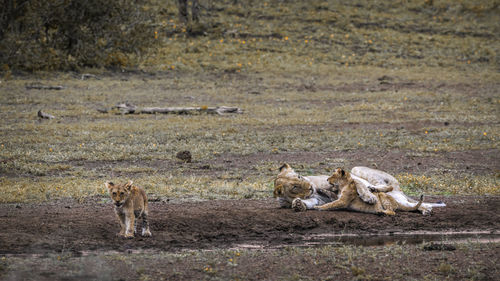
[
  {"x1": 0, "y1": 0, "x2": 499, "y2": 203},
  {"x1": 2, "y1": 242, "x2": 498, "y2": 280}
]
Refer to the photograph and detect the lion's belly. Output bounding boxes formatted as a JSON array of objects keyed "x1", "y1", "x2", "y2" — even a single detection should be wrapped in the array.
[{"x1": 304, "y1": 175, "x2": 330, "y2": 189}]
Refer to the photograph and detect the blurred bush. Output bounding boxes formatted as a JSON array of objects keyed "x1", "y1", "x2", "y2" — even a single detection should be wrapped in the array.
[{"x1": 0, "y1": 0, "x2": 156, "y2": 71}]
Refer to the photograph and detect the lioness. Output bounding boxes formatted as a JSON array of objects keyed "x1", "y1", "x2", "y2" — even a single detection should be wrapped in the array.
[
  {"x1": 350, "y1": 166, "x2": 446, "y2": 215},
  {"x1": 273, "y1": 163, "x2": 377, "y2": 212},
  {"x1": 105, "y1": 180, "x2": 152, "y2": 238},
  {"x1": 315, "y1": 168, "x2": 424, "y2": 215}
]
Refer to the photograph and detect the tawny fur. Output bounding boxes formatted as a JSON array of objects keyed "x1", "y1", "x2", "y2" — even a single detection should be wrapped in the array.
[
  {"x1": 315, "y1": 168, "x2": 423, "y2": 215},
  {"x1": 350, "y1": 166, "x2": 446, "y2": 215},
  {"x1": 273, "y1": 163, "x2": 336, "y2": 211},
  {"x1": 273, "y1": 163, "x2": 384, "y2": 211},
  {"x1": 105, "y1": 180, "x2": 152, "y2": 238}
]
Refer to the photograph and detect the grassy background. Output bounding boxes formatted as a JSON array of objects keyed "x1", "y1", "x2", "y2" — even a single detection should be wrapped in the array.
[{"x1": 0, "y1": 0, "x2": 499, "y2": 203}]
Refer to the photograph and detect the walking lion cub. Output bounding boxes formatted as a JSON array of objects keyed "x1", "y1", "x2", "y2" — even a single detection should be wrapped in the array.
[
  {"x1": 315, "y1": 168, "x2": 423, "y2": 215},
  {"x1": 105, "y1": 180, "x2": 152, "y2": 238}
]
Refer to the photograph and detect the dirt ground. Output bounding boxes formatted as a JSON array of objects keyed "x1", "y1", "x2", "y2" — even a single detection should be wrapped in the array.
[
  {"x1": 1, "y1": 196, "x2": 499, "y2": 280},
  {"x1": 1, "y1": 195, "x2": 499, "y2": 255}
]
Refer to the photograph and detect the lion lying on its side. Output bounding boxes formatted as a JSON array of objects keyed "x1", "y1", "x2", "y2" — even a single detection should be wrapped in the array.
[
  {"x1": 315, "y1": 168, "x2": 423, "y2": 215},
  {"x1": 273, "y1": 164, "x2": 446, "y2": 215}
]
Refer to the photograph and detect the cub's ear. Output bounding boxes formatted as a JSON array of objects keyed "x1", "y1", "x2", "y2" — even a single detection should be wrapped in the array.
[
  {"x1": 125, "y1": 180, "x2": 133, "y2": 190},
  {"x1": 279, "y1": 163, "x2": 291, "y2": 172},
  {"x1": 105, "y1": 182, "x2": 114, "y2": 189},
  {"x1": 340, "y1": 169, "x2": 346, "y2": 177}
]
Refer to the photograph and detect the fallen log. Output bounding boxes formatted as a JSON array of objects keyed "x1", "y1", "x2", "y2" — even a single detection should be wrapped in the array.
[
  {"x1": 112, "y1": 102, "x2": 137, "y2": 114},
  {"x1": 141, "y1": 106, "x2": 242, "y2": 115},
  {"x1": 37, "y1": 110, "x2": 55, "y2": 119},
  {"x1": 81, "y1": 74, "x2": 100, "y2": 80},
  {"x1": 26, "y1": 84, "x2": 64, "y2": 90},
  {"x1": 104, "y1": 103, "x2": 242, "y2": 115}
]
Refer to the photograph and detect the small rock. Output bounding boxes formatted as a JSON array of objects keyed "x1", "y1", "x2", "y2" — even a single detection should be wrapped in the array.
[
  {"x1": 176, "y1": 150, "x2": 192, "y2": 163},
  {"x1": 378, "y1": 75, "x2": 394, "y2": 82}
]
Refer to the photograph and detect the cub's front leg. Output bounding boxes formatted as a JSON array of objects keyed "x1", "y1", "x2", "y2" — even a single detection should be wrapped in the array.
[
  {"x1": 314, "y1": 198, "x2": 350, "y2": 210},
  {"x1": 315, "y1": 189, "x2": 354, "y2": 211},
  {"x1": 115, "y1": 209, "x2": 126, "y2": 237},
  {"x1": 124, "y1": 211, "x2": 135, "y2": 238}
]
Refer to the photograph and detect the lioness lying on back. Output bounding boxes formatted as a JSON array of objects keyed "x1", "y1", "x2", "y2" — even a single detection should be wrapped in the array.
[
  {"x1": 350, "y1": 166, "x2": 446, "y2": 215},
  {"x1": 105, "y1": 180, "x2": 152, "y2": 238},
  {"x1": 315, "y1": 168, "x2": 423, "y2": 215}
]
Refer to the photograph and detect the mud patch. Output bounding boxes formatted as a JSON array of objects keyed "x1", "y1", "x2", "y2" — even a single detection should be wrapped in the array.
[{"x1": 0, "y1": 196, "x2": 499, "y2": 255}]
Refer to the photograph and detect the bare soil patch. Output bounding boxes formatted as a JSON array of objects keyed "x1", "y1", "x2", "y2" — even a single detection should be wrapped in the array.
[{"x1": 1, "y1": 196, "x2": 498, "y2": 255}]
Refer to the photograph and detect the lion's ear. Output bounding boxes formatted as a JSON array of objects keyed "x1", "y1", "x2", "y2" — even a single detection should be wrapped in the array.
[
  {"x1": 105, "y1": 182, "x2": 114, "y2": 189},
  {"x1": 279, "y1": 163, "x2": 291, "y2": 172},
  {"x1": 273, "y1": 186, "x2": 283, "y2": 198},
  {"x1": 340, "y1": 169, "x2": 346, "y2": 177},
  {"x1": 125, "y1": 180, "x2": 133, "y2": 190},
  {"x1": 339, "y1": 168, "x2": 345, "y2": 177}
]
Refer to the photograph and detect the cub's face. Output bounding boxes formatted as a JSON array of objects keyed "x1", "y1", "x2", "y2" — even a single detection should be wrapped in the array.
[
  {"x1": 327, "y1": 168, "x2": 348, "y2": 190},
  {"x1": 273, "y1": 163, "x2": 313, "y2": 199},
  {"x1": 105, "y1": 181, "x2": 133, "y2": 207}
]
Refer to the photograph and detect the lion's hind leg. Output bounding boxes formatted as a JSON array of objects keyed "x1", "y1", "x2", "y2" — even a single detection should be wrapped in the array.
[
  {"x1": 370, "y1": 185, "x2": 393, "y2": 193},
  {"x1": 375, "y1": 193, "x2": 396, "y2": 216},
  {"x1": 351, "y1": 175, "x2": 377, "y2": 204},
  {"x1": 141, "y1": 210, "x2": 152, "y2": 237}
]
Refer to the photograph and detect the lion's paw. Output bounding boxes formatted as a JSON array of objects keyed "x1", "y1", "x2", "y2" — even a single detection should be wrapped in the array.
[
  {"x1": 420, "y1": 206, "x2": 432, "y2": 216},
  {"x1": 359, "y1": 192, "x2": 377, "y2": 205},
  {"x1": 292, "y1": 198, "x2": 307, "y2": 212},
  {"x1": 142, "y1": 229, "x2": 152, "y2": 237}
]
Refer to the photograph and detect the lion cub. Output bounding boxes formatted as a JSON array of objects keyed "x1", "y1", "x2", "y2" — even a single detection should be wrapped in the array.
[
  {"x1": 315, "y1": 168, "x2": 423, "y2": 215},
  {"x1": 105, "y1": 180, "x2": 152, "y2": 238}
]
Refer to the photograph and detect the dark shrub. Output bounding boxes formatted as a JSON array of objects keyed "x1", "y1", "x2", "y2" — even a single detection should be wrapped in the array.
[{"x1": 0, "y1": 0, "x2": 156, "y2": 71}]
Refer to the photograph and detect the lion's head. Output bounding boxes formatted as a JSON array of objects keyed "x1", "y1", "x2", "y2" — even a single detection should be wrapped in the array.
[
  {"x1": 273, "y1": 163, "x2": 313, "y2": 200},
  {"x1": 105, "y1": 180, "x2": 133, "y2": 207},
  {"x1": 327, "y1": 168, "x2": 350, "y2": 190}
]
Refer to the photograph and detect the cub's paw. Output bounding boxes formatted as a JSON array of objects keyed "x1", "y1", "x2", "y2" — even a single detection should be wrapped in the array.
[
  {"x1": 124, "y1": 233, "x2": 135, "y2": 239},
  {"x1": 292, "y1": 198, "x2": 307, "y2": 212},
  {"x1": 142, "y1": 229, "x2": 152, "y2": 237},
  {"x1": 359, "y1": 192, "x2": 377, "y2": 205},
  {"x1": 383, "y1": 210, "x2": 396, "y2": 216}
]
